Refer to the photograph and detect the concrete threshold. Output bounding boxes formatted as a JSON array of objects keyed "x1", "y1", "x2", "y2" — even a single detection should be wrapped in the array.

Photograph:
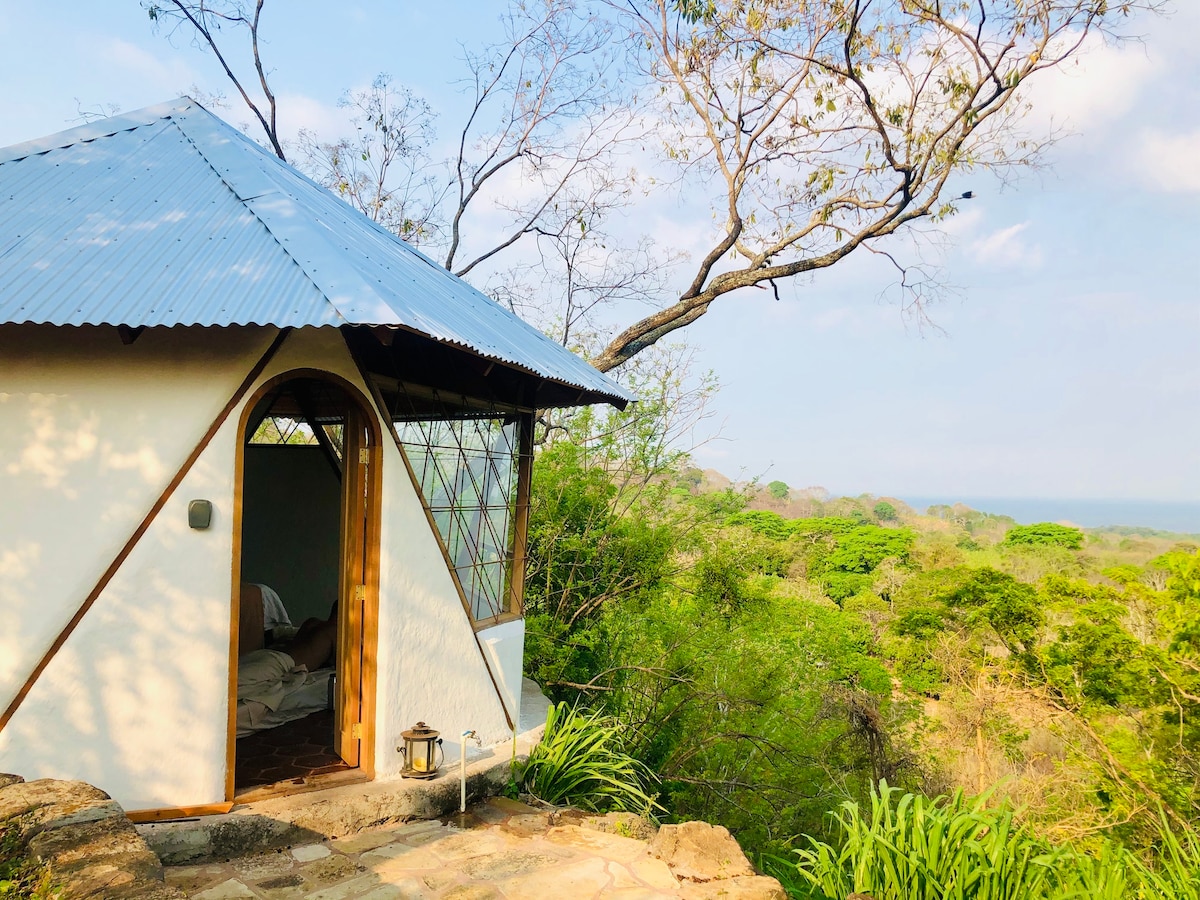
[{"x1": 140, "y1": 679, "x2": 551, "y2": 865}]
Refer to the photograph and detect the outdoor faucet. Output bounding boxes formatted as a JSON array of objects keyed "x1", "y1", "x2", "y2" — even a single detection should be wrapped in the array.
[{"x1": 460, "y1": 729, "x2": 481, "y2": 813}]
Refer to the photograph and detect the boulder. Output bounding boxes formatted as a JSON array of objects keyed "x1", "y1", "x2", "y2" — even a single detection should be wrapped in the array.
[
  {"x1": 679, "y1": 875, "x2": 790, "y2": 899},
  {"x1": 0, "y1": 775, "x2": 183, "y2": 899},
  {"x1": 650, "y1": 821, "x2": 756, "y2": 882}
]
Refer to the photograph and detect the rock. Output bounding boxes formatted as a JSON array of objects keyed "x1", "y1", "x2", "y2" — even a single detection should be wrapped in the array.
[
  {"x1": 0, "y1": 775, "x2": 184, "y2": 899},
  {"x1": 459, "y1": 850, "x2": 560, "y2": 879},
  {"x1": 0, "y1": 778, "x2": 114, "y2": 836},
  {"x1": 485, "y1": 796, "x2": 541, "y2": 816},
  {"x1": 577, "y1": 811, "x2": 658, "y2": 841},
  {"x1": 679, "y1": 875, "x2": 789, "y2": 899},
  {"x1": 649, "y1": 821, "x2": 756, "y2": 882},
  {"x1": 545, "y1": 824, "x2": 650, "y2": 864},
  {"x1": 501, "y1": 812, "x2": 551, "y2": 837},
  {"x1": 0, "y1": 773, "x2": 25, "y2": 790}
]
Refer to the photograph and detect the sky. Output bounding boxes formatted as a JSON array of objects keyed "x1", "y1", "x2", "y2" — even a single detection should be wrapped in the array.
[{"x1": 1, "y1": 1, "x2": 1197, "y2": 510}]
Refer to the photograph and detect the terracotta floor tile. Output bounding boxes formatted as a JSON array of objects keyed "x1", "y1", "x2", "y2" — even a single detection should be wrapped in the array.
[{"x1": 235, "y1": 710, "x2": 350, "y2": 790}]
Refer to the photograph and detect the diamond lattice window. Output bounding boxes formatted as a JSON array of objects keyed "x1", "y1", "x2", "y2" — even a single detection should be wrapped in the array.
[
  {"x1": 396, "y1": 417, "x2": 519, "y2": 621},
  {"x1": 375, "y1": 378, "x2": 531, "y2": 623}
]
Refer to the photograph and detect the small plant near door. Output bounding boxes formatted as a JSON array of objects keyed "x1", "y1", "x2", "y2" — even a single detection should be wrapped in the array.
[{"x1": 515, "y1": 702, "x2": 662, "y2": 816}]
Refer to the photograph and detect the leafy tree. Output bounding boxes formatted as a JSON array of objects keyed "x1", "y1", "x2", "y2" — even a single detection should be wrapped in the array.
[
  {"x1": 725, "y1": 509, "x2": 794, "y2": 541},
  {"x1": 589, "y1": 0, "x2": 1161, "y2": 370},
  {"x1": 524, "y1": 439, "x2": 675, "y2": 626},
  {"x1": 874, "y1": 501, "x2": 897, "y2": 521},
  {"x1": 1041, "y1": 601, "x2": 1156, "y2": 707},
  {"x1": 148, "y1": 0, "x2": 1162, "y2": 372},
  {"x1": 1002, "y1": 523, "x2": 1085, "y2": 551},
  {"x1": 944, "y1": 568, "x2": 1044, "y2": 656},
  {"x1": 767, "y1": 479, "x2": 789, "y2": 500}
]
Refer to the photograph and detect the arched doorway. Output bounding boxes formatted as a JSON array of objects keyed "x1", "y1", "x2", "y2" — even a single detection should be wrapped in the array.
[{"x1": 229, "y1": 371, "x2": 380, "y2": 798}]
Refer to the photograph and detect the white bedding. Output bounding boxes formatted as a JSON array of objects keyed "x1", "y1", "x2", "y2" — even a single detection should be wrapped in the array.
[{"x1": 235, "y1": 648, "x2": 333, "y2": 737}]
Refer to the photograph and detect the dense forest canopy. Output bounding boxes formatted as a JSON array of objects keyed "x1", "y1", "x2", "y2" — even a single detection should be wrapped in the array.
[{"x1": 519, "y1": 404, "x2": 1200, "y2": 895}]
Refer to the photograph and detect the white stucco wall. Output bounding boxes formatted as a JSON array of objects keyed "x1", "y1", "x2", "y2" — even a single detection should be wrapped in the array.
[
  {"x1": 0, "y1": 324, "x2": 520, "y2": 808},
  {"x1": 477, "y1": 618, "x2": 525, "y2": 729},
  {"x1": 0, "y1": 324, "x2": 275, "y2": 808}
]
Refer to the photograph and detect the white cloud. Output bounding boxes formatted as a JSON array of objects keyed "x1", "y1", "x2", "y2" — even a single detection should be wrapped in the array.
[
  {"x1": 274, "y1": 92, "x2": 353, "y2": 144},
  {"x1": 970, "y1": 222, "x2": 1043, "y2": 269},
  {"x1": 99, "y1": 38, "x2": 196, "y2": 91},
  {"x1": 1019, "y1": 31, "x2": 1158, "y2": 135},
  {"x1": 1135, "y1": 129, "x2": 1200, "y2": 193}
]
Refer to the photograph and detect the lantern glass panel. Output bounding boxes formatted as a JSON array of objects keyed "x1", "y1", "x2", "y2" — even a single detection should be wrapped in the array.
[{"x1": 411, "y1": 738, "x2": 432, "y2": 773}]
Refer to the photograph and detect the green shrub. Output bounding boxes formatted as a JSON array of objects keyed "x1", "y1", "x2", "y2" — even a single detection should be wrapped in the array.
[
  {"x1": 516, "y1": 702, "x2": 662, "y2": 816},
  {"x1": 1002, "y1": 523, "x2": 1084, "y2": 551},
  {"x1": 1137, "y1": 808, "x2": 1200, "y2": 900},
  {"x1": 0, "y1": 817, "x2": 56, "y2": 899},
  {"x1": 794, "y1": 784, "x2": 1065, "y2": 900}
]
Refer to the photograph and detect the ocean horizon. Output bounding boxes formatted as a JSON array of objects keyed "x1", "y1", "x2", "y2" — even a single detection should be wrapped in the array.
[{"x1": 897, "y1": 496, "x2": 1200, "y2": 535}]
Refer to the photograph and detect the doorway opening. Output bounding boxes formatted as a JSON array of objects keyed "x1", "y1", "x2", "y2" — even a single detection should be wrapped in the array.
[{"x1": 231, "y1": 372, "x2": 379, "y2": 798}]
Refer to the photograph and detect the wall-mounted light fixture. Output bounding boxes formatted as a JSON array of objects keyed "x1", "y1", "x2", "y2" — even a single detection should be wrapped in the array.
[{"x1": 188, "y1": 499, "x2": 213, "y2": 530}]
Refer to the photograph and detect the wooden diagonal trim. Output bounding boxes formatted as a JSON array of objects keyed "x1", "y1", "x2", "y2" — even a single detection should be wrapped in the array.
[
  {"x1": 341, "y1": 329, "x2": 516, "y2": 731},
  {"x1": 0, "y1": 327, "x2": 292, "y2": 735}
]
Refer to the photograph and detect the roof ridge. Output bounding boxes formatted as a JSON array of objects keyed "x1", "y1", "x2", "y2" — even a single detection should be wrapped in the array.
[
  {"x1": 169, "y1": 104, "x2": 401, "y2": 325},
  {"x1": 0, "y1": 98, "x2": 195, "y2": 166}
]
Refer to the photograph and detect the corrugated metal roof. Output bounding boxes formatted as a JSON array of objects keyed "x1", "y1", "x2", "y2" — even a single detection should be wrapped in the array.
[{"x1": 0, "y1": 99, "x2": 632, "y2": 404}]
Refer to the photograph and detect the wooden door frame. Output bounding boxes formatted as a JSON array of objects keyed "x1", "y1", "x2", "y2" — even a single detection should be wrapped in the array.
[{"x1": 227, "y1": 368, "x2": 383, "y2": 801}]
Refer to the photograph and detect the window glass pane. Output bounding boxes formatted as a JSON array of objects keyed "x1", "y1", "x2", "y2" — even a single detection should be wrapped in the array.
[{"x1": 396, "y1": 410, "x2": 520, "y2": 621}]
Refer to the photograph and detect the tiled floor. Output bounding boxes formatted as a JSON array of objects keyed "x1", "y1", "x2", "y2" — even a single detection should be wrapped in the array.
[{"x1": 235, "y1": 709, "x2": 351, "y2": 791}]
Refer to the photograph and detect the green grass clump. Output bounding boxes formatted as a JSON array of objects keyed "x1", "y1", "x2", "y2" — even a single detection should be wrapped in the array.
[
  {"x1": 793, "y1": 784, "x2": 1062, "y2": 900},
  {"x1": 787, "y1": 784, "x2": 1200, "y2": 900},
  {"x1": 0, "y1": 817, "x2": 57, "y2": 899},
  {"x1": 516, "y1": 702, "x2": 662, "y2": 816}
]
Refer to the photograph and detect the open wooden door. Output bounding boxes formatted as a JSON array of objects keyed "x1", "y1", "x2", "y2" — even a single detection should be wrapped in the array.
[
  {"x1": 233, "y1": 370, "x2": 380, "y2": 799},
  {"x1": 334, "y1": 405, "x2": 370, "y2": 767}
]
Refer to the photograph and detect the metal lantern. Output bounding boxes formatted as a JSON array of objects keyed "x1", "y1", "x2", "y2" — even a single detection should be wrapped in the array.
[{"x1": 399, "y1": 722, "x2": 443, "y2": 779}]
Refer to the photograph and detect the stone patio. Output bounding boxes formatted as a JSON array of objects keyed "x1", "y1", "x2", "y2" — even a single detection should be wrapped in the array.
[{"x1": 166, "y1": 798, "x2": 786, "y2": 900}]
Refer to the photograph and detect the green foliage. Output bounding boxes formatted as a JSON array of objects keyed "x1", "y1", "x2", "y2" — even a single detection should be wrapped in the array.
[
  {"x1": 1137, "y1": 808, "x2": 1200, "y2": 900},
  {"x1": 1039, "y1": 583, "x2": 1157, "y2": 707},
  {"x1": 523, "y1": 415, "x2": 1200, "y2": 865},
  {"x1": 817, "y1": 527, "x2": 914, "y2": 576},
  {"x1": 0, "y1": 817, "x2": 56, "y2": 899},
  {"x1": 1002, "y1": 523, "x2": 1085, "y2": 551},
  {"x1": 944, "y1": 568, "x2": 1044, "y2": 656},
  {"x1": 725, "y1": 509, "x2": 795, "y2": 540},
  {"x1": 516, "y1": 702, "x2": 662, "y2": 815},
  {"x1": 793, "y1": 784, "x2": 1064, "y2": 900},
  {"x1": 768, "y1": 480, "x2": 790, "y2": 500},
  {"x1": 785, "y1": 786, "x2": 1200, "y2": 900},
  {"x1": 524, "y1": 439, "x2": 675, "y2": 625},
  {"x1": 874, "y1": 501, "x2": 897, "y2": 521},
  {"x1": 788, "y1": 784, "x2": 1200, "y2": 900}
]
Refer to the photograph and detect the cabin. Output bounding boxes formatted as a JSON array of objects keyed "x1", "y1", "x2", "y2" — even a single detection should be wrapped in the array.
[{"x1": 0, "y1": 99, "x2": 631, "y2": 817}]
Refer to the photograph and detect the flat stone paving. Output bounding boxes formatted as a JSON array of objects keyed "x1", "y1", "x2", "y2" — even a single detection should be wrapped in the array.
[{"x1": 165, "y1": 798, "x2": 760, "y2": 900}]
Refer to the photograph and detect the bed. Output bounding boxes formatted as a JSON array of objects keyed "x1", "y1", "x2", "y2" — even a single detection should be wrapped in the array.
[{"x1": 236, "y1": 583, "x2": 335, "y2": 737}]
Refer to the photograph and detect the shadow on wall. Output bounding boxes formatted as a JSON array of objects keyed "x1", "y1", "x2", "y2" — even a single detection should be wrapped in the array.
[
  {"x1": 0, "y1": 430, "x2": 237, "y2": 808},
  {"x1": 0, "y1": 393, "x2": 201, "y2": 712},
  {"x1": 1, "y1": 573, "x2": 230, "y2": 806}
]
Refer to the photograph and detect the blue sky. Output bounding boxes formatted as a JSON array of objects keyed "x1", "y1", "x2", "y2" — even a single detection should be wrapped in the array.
[{"x1": 2, "y1": 2, "x2": 1196, "y2": 505}]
